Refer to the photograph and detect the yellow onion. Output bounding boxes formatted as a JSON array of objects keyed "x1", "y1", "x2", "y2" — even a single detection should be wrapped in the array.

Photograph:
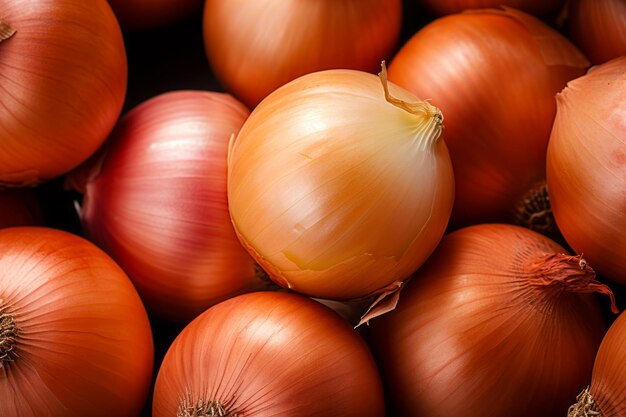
[
  {"x1": 228, "y1": 64, "x2": 454, "y2": 300},
  {"x1": 568, "y1": 312, "x2": 626, "y2": 416},
  {"x1": 153, "y1": 292, "x2": 385, "y2": 417},
  {"x1": 203, "y1": 0, "x2": 402, "y2": 107},
  {"x1": 388, "y1": 7, "x2": 589, "y2": 227},
  {"x1": 547, "y1": 57, "x2": 626, "y2": 286},
  {"x1": 370, "y1": 224, "x2": 617, "y2": 417},
  {"x1": 568, "y1": 0, "x2": 626, "y2": 65}
]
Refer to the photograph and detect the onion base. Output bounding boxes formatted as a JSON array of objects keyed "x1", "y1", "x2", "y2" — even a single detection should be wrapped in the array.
[
  {"x1": 0, "y1": 304, "x2": 18, "y2": 368},
  {"x1": 512, "y1": 181, "x2": 566, "y2": 245},
  {"x1": 567, "y1": 387, "x2": 603, "y2": 417},
  {"x1": 177, "y1": 396, "x2": 236, "y2": 417}
]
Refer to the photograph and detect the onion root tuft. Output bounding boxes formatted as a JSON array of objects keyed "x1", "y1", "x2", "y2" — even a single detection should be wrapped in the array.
[
  {"x1": 567, "y1": 387, "x2": 603, "y2": 417},
  {"x1": 0, "y1": 304, "x2": 19, "y2": 368}
]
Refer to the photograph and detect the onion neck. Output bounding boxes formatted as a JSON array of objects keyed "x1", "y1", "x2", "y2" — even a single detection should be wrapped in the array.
[
  {"x1": 378, "y1": 61, "x2": 443, "y2": 149},
  {"x1": 567, "y1": 387, "x2": 603, "y2": 417},
  {"x1": 526, "y1": 253, "x2": 618, "y2": 314},
  {"x1": 0, "y1": 303, "x2": 19, "y2": 369},
  {"x1": 178, "y1": 397, "x2": 238, "y2": 417},
  {"x1": 0, "y1": 20, "x2": 16, "y2": 44}
]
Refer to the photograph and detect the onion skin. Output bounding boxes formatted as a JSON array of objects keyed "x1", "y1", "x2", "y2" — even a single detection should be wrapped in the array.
[
  {"x1": 203, "y1": 0, "x2": 402, "y2": 107},
  {"x1": 419, "y1": 0, "x2": 565, "y2": 16},
  {"x1": 572, "y1": 312, "x2": 626, "y2": 416},
  {"x1": 389, "y1": 7, "x2": 588, "y2": 227},
  {"x1": 370, "y1": 224, "x2": 612, "y2": 417},
  {"x1": 228, "y1": 68, "x2": 454, "y2": 300},
  {"x1": 0, "y1": 0, "x2": 126, "y2": 186},
  {"x1": 0, "y1": 189, "x2": 42, "y2": 228},
  {"x1": 0, "y1": 227, "x2": 153, "y2": 417},
  {"x1": 69, "y1": 91, "x2": 262, "y2": 322},
  {"x1": 568, "y1": 0, "x2": 626, "y2": 65},
  {"x1": 107, "y1": 0, "x2": 202, "y2": 30},
  {"x1": 547, "y1": 57, "x2": 626, "y2": 286},
  {"x1": 153, "y1": 292, "x2": 385, "y2": 417}
]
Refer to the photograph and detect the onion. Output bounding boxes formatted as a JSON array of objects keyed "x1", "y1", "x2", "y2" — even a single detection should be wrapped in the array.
[
  {"x1": 0, "y1": 189, "x2": 42, "y2": 228},
  {"x1": 388, "y1": 7, "x2": 588, "y2": 227},
  {"x1": 369, "y1": 224, "x2": 617, "y2": 417},
  {"x1": 68, "y1": 90, "x2": 265, "y2": 322},
  {"x1": 107, "y1": 0, "x2": 202, "y2": 30},
  {"x1": 153, "y1": 291, "x2": 385, "y2": 417},
  {"x1": 547, "y1": 57, "x2": 626, "y2": 286},
  {"x1": 418, "y1": 0, "x2": 565, "y2": 16},
  {"x1": 0, "y1": 0, "x2": 126, "y2": 186},
  {"x1": 0, "y1": 227, "x2": 153, "y2": 417},
  {"x1": 228, "y1": 65, "x2": 455, "y2": 300},
  {"x1": 567, "y1": 0, "x2": 626, "y2": 65},
  {"x1": 203, "y1": 0, "x2": 402, "y2": 107},
  {"x1": 568, "y1": 312, "x2": 626, "y2": 416}
]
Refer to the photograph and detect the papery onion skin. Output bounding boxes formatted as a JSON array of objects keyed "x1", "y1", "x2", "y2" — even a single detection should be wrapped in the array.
[
  {"x1": 107, "y1": 0, "x2": 202, "y2": 29},
  {"x1": 573, "y1": 312, "x2": 626, "y2": 416},
  {"x1": 547, "y1": 57, "x2": 626, "y2": 286},
  {"x1": 203, "y1": 0, "x2": 402, "y2": 107},
  {"x1": 228, "y1": 69, "x2": 454, "y2": 300},
  {"x1": 0, "y1": 227, "x2": 153, "y2": 417},
  {"x1": 568, "y1": 0, "x2": 626, "y2": 65},
  {"x1": 0, "y1": 0, "x2": 126, "y2": 186},
  {"x1": 370, "y1": 224, "x2": 612, "y2": 417},
  {"x1": 389, "y1": 7, "x2": 589, "y2": 227},
  {"x1": 68, "y1": 91, "x2": 262, "y2": 322},
  {"x1": 0, "y1": 189, "x2": 42, "y2": 228},
  {"x1": 153, "y1": 291, "x2": 385, "y2": 417},
  {"x1": 418, "y1": 0, "x2": 565, "y2": 16}
]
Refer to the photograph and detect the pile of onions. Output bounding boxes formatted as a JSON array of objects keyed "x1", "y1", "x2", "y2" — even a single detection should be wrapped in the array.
[
  {"x1": 567, "y1": 0, "x2": 626, "y2": 65},
  {"x1": 67, "y1": 91, "x2": 264, "y2": 322},
  {"x1": 369, "y1": 224, "x2": 617, "y2": 417},
  {"x1": 228, "y1": 65, "x2": 454, "y2": 300},
  {"x1": 0, "y1": 0, "x2": 126, "y2": 186},
  {"x1": 547, "y1": 57, "x2": 626, "y2": 286},
  {"x1": 153, "y1": 291, "x2": 385, "y2": 417},
  {"x1": 0, "y1": 227, "x2": 153, "y2": 417},
  {"x1": 568, "y1": 311, "x2": 626, "y2": 416},
  {"x1": 388, "y1": 7, "x2": 589, "y2": 227},
  {"x1": 203, "y1": 0, "x2": 402, "y2": 107},
  {"x1": 107, "y1": 0, "x2": 202, "y2": 30},
  {"x1": 418, "y1": 0, "x2": 565, "y2": 17},
  {"x1": 0, "y1": 189, "x2": 42, "y2": 228}
]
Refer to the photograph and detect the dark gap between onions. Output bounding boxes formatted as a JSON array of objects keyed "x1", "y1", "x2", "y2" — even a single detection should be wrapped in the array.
[{"x1": 0, "y1": 20, "x2": 15, "y2": 42}]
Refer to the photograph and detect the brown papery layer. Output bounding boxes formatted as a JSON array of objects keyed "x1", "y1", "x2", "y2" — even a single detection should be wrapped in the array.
[
  {"x1": 0, "y1": 20, "x2": 16, "y2": 43},
  {"x1": 527, "y1": 253, "x2": 618, "y2": 314}
]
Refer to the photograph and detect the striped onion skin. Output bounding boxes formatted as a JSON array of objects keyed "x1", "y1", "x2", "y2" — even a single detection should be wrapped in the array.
[
  {"x1": 0, "y1": 227, "x2": 153, "y2": 417},
  {"x1": 228, "y1": 67, "x2": 454, "y2": 300}
]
